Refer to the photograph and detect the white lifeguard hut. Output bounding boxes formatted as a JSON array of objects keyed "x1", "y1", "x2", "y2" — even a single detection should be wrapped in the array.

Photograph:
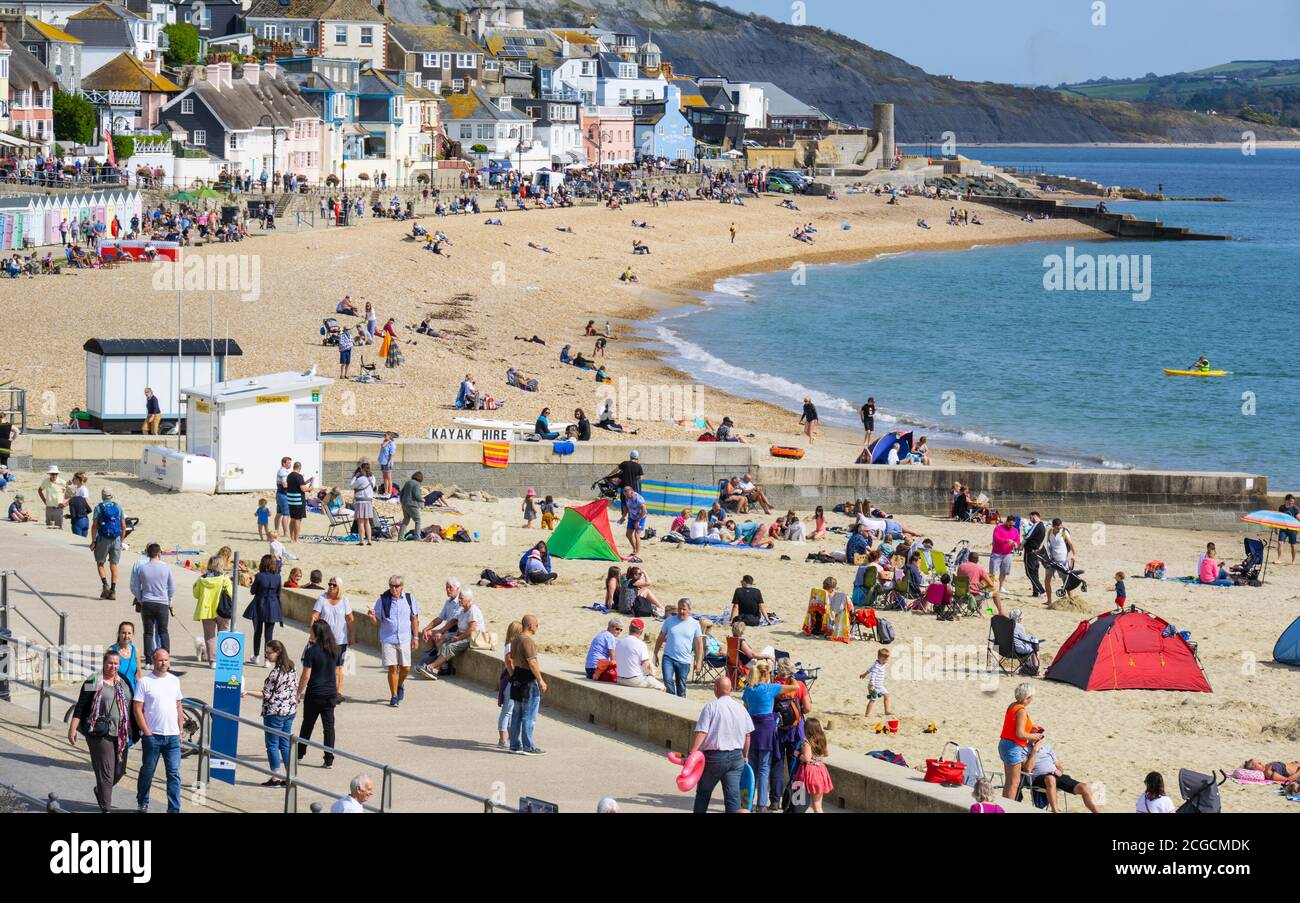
[{"x1": 178, "y1": 370, "x2": 333, "y2": 493}]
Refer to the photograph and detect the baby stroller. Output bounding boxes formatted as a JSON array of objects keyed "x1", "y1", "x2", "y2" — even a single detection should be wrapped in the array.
[
  {"x1": 1176, "y1": 768, "x2": 1226, "y2": 813},
  {"x1": 1228, "y1": 538, "x2": 1264, "y2": 585},
  {"x1": 1034, "y1": 548, "x2": 1087, "y2": 597},
  {"x1": 591, "y1": 476, "x2": 621, "y2": 500},
  {"x1": 321, "y1": 317, "x2": 341, "y2": 346}
]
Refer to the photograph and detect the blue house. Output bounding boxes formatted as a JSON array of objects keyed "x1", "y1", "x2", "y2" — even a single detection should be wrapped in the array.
[{"x1": 625, "y1": 83, "x2": 694, "y2": 163}]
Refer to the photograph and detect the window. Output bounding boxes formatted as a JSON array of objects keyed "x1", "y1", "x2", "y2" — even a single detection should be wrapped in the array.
[
  {"x1": 410, "y1": 72, "x2": 421, "y2": 88},
  {"x1": 452, "y1": 78, "x2": 464, "y2": 92},
  {"x1": 581, "y1": 60, "x2": 594, "y2": 76},
  {"x1": 518, "y1": 60, "x2": 533, "y2": 74},
  {"x1": 484, "y1": 60, "x2": 499, "y2": 72},
  {"x1": 429, "y1": 80, "x2": 442, "y2": 94},
  {"x1": 229, "y1": 134, "x2": 237, "y2": 149},
  {"x1": 193, "y1": 129, "x2": 206, "y2": 145},
  {"x1": 441, "y1": 53, "x2": 451, "y2": 68},
  {"x1": 262, "y1": 23, "x2": 276, "y2": 40},
  {"x1": 619, "y1": 64, "x2": 635, "y2": 79},
  {"x1": 455, "y1": 53, "x2": 475, "y2": 69},
  {"x1": 657, "y1": 124, "x2": 664, "y2": 135},
  {"x1": 497, "y1": 96, "x2": 510, "y2": 111},
  {"x1": 335, "y1": 25, "x2": 347, "y2": 44},
  {"x1": 181, "y1": 98, "x2": 193, "y2": 114},
  {"x1": 618, "y1": 89, "x2": 627, "y2": 101},
  {"x1": 360, "y1": 27, "x2": 373, "y2": 46},
  {"x1": 198, "y1": 7, "x2": 211, "y2": 29},
  {"x1": 422, "y1": 53, "x2": 438, "y2": 68},
  {"x1": 302, "y1": 27, "x2": 311, "y2": 42}
]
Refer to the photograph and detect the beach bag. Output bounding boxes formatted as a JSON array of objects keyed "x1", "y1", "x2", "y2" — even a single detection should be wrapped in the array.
[
  {"x1": 216, "y1": 585, "x2": 234, "y2": 621},
  {"x1": 875, "y1": 617, "x2": 896, "y2": 645},
  {"x1": 632, "y1": 596, "x2": 657, "y2": 618},
  {"x1": 1144, "y1": 560, "x2": 1166, "y2": 579},
  {"x1": 924, "y1": 757, "x2": 966, "y2": 785},
  {"x1": 592, "y1": 659, "x2": 617, "y2": 683},
  {"x1": 616, "y1": 584, "x2": 638, "y2": 616}
]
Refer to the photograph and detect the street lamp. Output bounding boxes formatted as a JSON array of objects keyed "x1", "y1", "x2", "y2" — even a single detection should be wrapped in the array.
[
  {"x1": 516, "y1": 136, "x2": 528, "y2": 179},
  {"x1": 258, "y1": 114, "x2": 287, "y2": 190}
]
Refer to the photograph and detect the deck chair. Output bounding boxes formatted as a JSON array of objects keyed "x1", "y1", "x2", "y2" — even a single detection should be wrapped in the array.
[
  {"x1": 802, "y1": 588, "x2": 829, "y2": 637},
  {"x1": 325, "y1": 507, "x2": 355, "y2": 539},
  {"x1": 1018, "y1": 772, "x2": 1069, "y2": 811},
  {"x1": 851, "y1": 606, "x2": 877, "y2": 642},
  {"x1": 929, "y1": 551, "x2": 949, "y2": 578},
  {"x1": 725, "y1": 635, "x2": 750, "y2": 687},
  {"x1": 826, "y1": 591, "x2": 852, "y2": 643},
  {"x1": 988, "y1": 615, "x2": 1035, "y2": 676}
]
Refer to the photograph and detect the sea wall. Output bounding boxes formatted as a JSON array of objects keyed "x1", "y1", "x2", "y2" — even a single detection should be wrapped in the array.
[
  {"x1": 13, "y1": 434, "x2": 1267, "y2": 527},
  {"x1": 975, "y1": 195, "x2": 1230, "y2": 240}
]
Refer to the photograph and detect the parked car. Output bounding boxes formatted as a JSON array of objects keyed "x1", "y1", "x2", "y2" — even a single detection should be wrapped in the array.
[{"x1": 767, "y1": 175, "x2": 796, "y2": 194}]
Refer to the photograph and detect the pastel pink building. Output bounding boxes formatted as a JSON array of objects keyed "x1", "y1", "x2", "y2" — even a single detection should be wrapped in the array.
[{"x1": 581, "y1": 106, "x2": 635, "y2": 165}]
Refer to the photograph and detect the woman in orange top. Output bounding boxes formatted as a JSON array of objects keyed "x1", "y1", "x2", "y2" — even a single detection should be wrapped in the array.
[{"x1": 998, "y1": 682, "x2": 1044, "y2": 800}]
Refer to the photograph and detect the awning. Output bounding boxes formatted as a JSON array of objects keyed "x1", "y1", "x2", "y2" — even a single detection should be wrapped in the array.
[{"x1": 0, "y1": 131, "x2": 47, "y2": 149}]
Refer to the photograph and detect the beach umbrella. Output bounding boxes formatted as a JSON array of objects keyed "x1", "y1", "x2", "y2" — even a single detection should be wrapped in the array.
[
  {"x1": 1240, "y1": 510, "x2": 1300, "y2": 580},
  {"x1": 168, "y1": 190, "x2": 196, "y2": 202},
  {"x1": 193, "y1": 187, "x2": 223, "y2": 199}
]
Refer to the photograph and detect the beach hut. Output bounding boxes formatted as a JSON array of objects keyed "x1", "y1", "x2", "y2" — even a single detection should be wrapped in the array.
[
  {"x1": 182, "y1": 371, "x2": 333, "y2": 493},
  {"x1": 83, "y1": 338, "x2": 244, "y2": 432}
]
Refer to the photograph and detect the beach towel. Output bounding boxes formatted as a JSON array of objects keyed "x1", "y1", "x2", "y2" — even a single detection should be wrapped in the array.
[
  {"x1": 482, "y1": 441, "x2": 510, "y2": 468},
  {"x1": 1229, "y1": 769, "x2": 1269, "y2": 784},
  {"x1": 826, "y1": 591, "x2": 852, "y2": 643}
]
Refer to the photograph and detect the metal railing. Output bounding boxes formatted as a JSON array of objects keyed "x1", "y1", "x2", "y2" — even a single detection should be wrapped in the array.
[
  {"x1": 186, "y1": 700, "x2": 517, "y2": 813},
  {"x1": 0, "y1": 570, "x2": 69, "y2": 668},
  {"x1": 0, "y1": 634, "x2": 516, "y2": 813}
]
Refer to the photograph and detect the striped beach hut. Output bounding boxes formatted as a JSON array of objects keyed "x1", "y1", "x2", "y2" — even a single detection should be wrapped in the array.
[{"x1": 0, "y1": 190, "x2": 143, "y2": 250}]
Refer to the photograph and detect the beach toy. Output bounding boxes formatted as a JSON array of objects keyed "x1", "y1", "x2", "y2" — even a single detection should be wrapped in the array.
[
  {"x1": 872, "y1": 722, "x2": 887, "y2": 734},
  {"x1": 667, "y1": 751, "x2": 705, "y2": 792},
  {"x1": 923, "y1": 722, "x2": 938, "y2": 734},
  {"x1": 887, "y1": 719, "x2": 900, "y2": 734},
  {"x1": 769, "y1": 445, "x2": 805, "y2": 460},
  {"x1": 738, "y1": 762, "x2": 756, "y2": 811}
]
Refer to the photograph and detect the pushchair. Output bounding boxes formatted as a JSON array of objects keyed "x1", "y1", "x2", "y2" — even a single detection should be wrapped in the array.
[
  {"x1": 591, "y1": 476, "x2": 621, "y2": 500},
  {"x1": 321, "y1": 317, "x2": 341, "y2": 346},
  {"x1": 1228, "y1": 538, "x2": 1264, "y2": 584},
  {"x1": 1176, "y1": 768, "x2": 1226, "y2": 813},
  {"x1": 1034, "y1": 548, "x2": 1087, "y2": 597}
]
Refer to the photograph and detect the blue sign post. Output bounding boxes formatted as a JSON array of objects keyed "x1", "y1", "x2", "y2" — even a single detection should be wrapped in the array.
[{"x1": 211, "y1": 631, "x2": 244, "y2": 785}]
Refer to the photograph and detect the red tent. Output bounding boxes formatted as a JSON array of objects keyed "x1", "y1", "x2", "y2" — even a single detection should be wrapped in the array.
[{"x1": 1044, "y1": 608, "x2": 1211, "y2": 692}]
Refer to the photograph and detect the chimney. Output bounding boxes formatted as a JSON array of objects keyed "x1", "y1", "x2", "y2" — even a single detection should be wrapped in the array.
[
  {"x1": 143, "y1": 52, "x2": 161, "y2": 76},
  {"x1": 205, "y1": 62, "x2": 222, "y2": 90},
  {"x1": 0, "y1": 23, "x2": 7, "y2": 49},
  {"x1": 219, "y1": 61, "x2": 233, "y2": 89},
  {"x1": 242, "y1": 62, "x2": 260, "y2": 85},
  {"x1": 263, "y1": 60, "x2": 280, "y2": 81},
  {"x1": 455, "y1": 10, "x2": 467, "y2": 35}
]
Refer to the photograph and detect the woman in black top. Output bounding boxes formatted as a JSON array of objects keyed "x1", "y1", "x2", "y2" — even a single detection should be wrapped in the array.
[
  {"x1": 861, "y1": 397, "x2": 876, "y2": 448},
  {"x1": 0, "y1": 413, "x2": 14, "y2": 468},
  {"x1": 799, "y1": 397, "x2": 819, "y2": 445},
  {"x1": 243, "y1": 554, "x2": 283, "y2": 664},
  {"x1": 573, "y1": 408, "x2": 592, "y2": 441},
  {"x1": 296, "y1": 620, "x2": 340, "y2": 768}
]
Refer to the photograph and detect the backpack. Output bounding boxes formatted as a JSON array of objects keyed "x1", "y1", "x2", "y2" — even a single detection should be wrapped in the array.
[
  {"x1": 774, "y1": 690, "x2": 802, "y2": 731},
  {"x1": 95, "y1": 501, "x2": 122, "y2": 539},
  {"x1": 616, "y1": 584, "x2": 637, "y2": 616},
  {"x1": 875, "y1": 617, "x2": 896, "y2": 645}
]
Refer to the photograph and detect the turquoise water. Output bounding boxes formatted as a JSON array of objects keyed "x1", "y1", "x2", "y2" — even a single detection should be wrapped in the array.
[{"x1": 651, "y1": 147, "x2": 1300, "y2": 487}]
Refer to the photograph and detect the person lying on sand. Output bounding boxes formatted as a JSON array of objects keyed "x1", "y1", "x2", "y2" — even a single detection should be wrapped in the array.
[
  {"x1": 1242, "y1": 759, "x2": 1300, "y2": 782},
  {"x1": 514, "y1": 335, "x2": 546, "y2": 345},
  {"x1": 528, "y1": 242, "x2": 555, "y2": 254},
  {"x1": 556, "y1": 226, "x2": 576, "y2": 234}
]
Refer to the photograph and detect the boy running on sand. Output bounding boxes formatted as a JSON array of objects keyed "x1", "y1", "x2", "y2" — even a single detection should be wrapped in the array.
[{"x1": 861, "y1": 648, "x2": 892, "y2": 717}]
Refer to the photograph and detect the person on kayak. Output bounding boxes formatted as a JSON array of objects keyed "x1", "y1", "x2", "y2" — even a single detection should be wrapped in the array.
[{"x1": 1189, "y1": 354, "x2": 1210, "y2": 373}]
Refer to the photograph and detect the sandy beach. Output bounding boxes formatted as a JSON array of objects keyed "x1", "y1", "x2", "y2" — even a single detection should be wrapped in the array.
[{"x1": 1, "y1": 190, "x2": 1099, "y2": 469}]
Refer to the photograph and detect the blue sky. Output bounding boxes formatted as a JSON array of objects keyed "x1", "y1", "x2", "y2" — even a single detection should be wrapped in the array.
[{"x1": 720, "y1": 0, "x2": 1300, "y2": 85}]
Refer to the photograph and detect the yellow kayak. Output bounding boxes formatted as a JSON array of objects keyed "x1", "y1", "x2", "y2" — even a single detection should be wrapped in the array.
[{"x1": 1163, "y1": 369, "x2": 1229, "y2": 377}]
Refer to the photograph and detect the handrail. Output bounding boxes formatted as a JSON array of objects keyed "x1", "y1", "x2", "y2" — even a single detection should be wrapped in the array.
[
  {"x1": 0, "y1": 632, "x2": 514, "y2": 812},
  {"x1": 183, "y1": 698, "x2": 516, "y2": 813},
  {"x1": 0, "y1": 782, "x2": 67, "y2": 813},
  {"x1": 1, "y1": 570, "x2": 69, "y2": 665}
]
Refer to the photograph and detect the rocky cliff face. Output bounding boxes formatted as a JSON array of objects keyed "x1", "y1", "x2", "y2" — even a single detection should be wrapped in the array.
[{"x1": 406, "y1": 0, "x2": 1300, "y2": 143}]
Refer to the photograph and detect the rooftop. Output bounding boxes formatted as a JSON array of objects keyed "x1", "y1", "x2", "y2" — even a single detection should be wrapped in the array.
[{"x1": 82, "y1": 52, "x2": 180, "y2": 93}]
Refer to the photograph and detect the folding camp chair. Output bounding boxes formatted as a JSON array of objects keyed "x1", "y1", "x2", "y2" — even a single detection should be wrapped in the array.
[
  {"x1": 693, "y1": 651, "x2": 727, "y2": 684},
  {"x1": 953, "y1": 574, "x2": 983, "y2": 617},
  {"x1": 851, "y1": 606, "x2": 877, "y2": 642},
  {"x1": 988, "y1": 614, "x2": 1036, "y2": 675},
  {"x1": 725, "y1": 635, "x2": 749, "y2": 687},
  {"x1": 929, "y1": 551, "x2": 949, "y2": 578},
  {"x1": 1018, "y1": 772, "x2": 1069, "y2": 811},
  {"x1": 325, "y1": 507, "x2": 355, "y2": 539}
]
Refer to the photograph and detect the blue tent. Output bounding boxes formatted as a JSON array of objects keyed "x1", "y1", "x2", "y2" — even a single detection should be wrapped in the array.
[
  {"x1": 1274, "y1": 616, "x2": 1300, "y2": 666},
  {"x1": 866, "y1": 430, "x2": 914, "y2": 465}
]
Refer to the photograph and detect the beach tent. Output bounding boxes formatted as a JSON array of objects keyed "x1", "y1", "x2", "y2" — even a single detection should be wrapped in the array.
[
  {"x1": 866, "y1": 430, "x2": 913, "y2": 465},
  {"x1": 1274, "y1": 616, "x2": 1300, "y2": 666},
  {"x1": 1045, "y1": 608, "x2": 1211, "y2": 692},
  {"x1": 548, "y1": 499, "x2": 622, "y2": 561}
]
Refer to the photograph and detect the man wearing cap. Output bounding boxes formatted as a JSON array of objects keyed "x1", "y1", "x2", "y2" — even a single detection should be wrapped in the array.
[
  {"x1": 606, "y1": 450, "x2": 644, "y2": 525},
  {"x1": 7, "y1": 493, "x2": 34, "y2": 522},
  {"x1": 614, "y1": 618, "x2": 664, "y2": 690},
  {"x1": 688, "y1": 676, "x2": 754, "y2": 813},
  {"x1": 38, "y1": 465, "x2": 68, "y2": 529},
  {"x1": 91, "y1": 489, "x2": 126, "y2": 600}
]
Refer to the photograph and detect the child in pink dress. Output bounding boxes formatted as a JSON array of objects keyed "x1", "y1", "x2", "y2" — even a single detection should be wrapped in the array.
[{"x1": 793, "y1": 717, "x2": 834, "y2": 813}]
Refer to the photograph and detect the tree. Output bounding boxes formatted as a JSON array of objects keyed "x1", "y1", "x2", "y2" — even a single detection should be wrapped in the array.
[
  {"x1": 164, "y1": 23, "x2": 200, "y2": 67},
  {"x1": 54, "y1": 91, "x2": 96, "y2": 145},
  {"x1": 111, "y1": 135, "x2": 136, "y2": 161}
]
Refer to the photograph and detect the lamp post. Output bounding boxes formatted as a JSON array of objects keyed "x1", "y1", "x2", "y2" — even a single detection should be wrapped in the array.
[{"x1": 258, "y1": 114, "x2": 286, "y2": 191}]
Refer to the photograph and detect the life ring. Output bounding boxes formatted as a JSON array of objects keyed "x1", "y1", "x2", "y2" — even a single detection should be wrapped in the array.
[{"x1": 769, "y1": 445, "x2": 805, "y2": 460}]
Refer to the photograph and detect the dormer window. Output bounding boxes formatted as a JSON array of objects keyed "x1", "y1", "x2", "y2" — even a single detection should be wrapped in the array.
[
  {"x1": 619, "y1": 64, "x2": 635, "y2": 79},
  {"x1": 497, "y1": 96, "x2": 511, "y2": 111}
]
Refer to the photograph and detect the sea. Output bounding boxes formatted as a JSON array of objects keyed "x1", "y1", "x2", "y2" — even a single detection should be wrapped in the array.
[{"x1": 647, "y1": 146, "x2": 1300, "y2": 489}]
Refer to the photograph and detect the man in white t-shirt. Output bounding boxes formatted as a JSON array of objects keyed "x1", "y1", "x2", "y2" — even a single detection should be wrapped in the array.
[
  {"x1": 688, "y1": 676, "x2": 754, "y2": 813},
  {"x1": 417, "y1": 588, "x2": 483, "y2": 680},
  {"x1": 615, "y1": 619, "x2": 664, "y2": 690},
  {"x1": 330, "y1": 774, "x2": 374, "y2": 812},
  {"x1": 274, "y1": 456, "x2": 292, "y2": 535},
  {"x1": 132, "y1": 649, "x2": 184, "y2": 813}
]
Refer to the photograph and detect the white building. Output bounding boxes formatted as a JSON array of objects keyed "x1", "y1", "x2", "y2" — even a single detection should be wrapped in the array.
[
  {"x1": 696, "y1": 77, "x2": 767, "y2": 129},
  {"x1": 440, "y1": 87, "x2": 550, "y2": 174}
]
